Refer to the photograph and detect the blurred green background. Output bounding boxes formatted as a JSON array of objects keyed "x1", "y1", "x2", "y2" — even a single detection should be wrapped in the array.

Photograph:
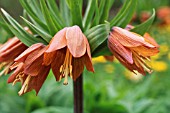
[{"x1": 0, "y1": 0, "x2": 170, "y2": 113}]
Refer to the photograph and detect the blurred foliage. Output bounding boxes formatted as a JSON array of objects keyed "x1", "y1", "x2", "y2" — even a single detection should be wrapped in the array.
[{"x1": 1, "y1": 0, "x2": 170, "y2": 113}]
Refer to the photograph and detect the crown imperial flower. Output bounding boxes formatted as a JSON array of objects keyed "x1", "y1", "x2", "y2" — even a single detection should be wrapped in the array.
[
  {"x1": 44, "y1": 26, "x2": 94, "y2": 85},
  {"x1": 8, "y1": 43, "x2": 50, "y2": 95},
  {"x1": 108, "y1": 27, "x2": 159, "y2": 75}
]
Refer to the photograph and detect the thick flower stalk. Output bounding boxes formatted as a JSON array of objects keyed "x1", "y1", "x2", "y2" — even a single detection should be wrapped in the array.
[
  {"x1": 108, "y1": 27, "x2": 159, "y2": 75},
  {"x1": 44, "y1": 26, "x2": 94, "y2": 85},
  {"x1": 0, "y1": 37, "x2": 27, "y2": 76},
  {"x1": 8, "y1": 43, "x2": 50, "y2": 95}
]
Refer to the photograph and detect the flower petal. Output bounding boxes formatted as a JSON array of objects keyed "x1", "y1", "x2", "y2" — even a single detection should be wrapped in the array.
[
  {"x1": 112, "y1": 27, "x2": 155, "y2": 48},
  {"x1": 20, "y1": 66, "x2": 50, "y2": 95},
  {"x1": 24, "y1": 46, "x2": 47, "y2": 76},
  {"x1": 45, "y1": 28, "x2": 67, "y2": 53},
  {"x1": 108, "y1": 35, "x2": 133, "y2": 64},
  {"x1": 43, "y1": 51, "x2": 56, "y2": 66},
  {"x1": 66, "y1": 26, "x2": 86, "y2": 57},
  {"x1": 84, "y1": 37, "x2": 94, "y2": 72},
  {"x1": 51, "y1": 48, "x2": 66, "y2": 81},
  {"x1": 72, "y1": 57, "x2": 85, "y2": 81},
  {"x1": 131, "y1": 46, "x2": 159, "y2": 57},
  {"x1": 144, "y1": 33, "x2": 159, "y2": 48},
  {"x1": 15, "y1": 43, "x2": 44, "y2": 62},
  {"x1": 0, "y1": 42, "x2": 27, "y2": 61},
  {"x1": 24, "y1": 55, "x2": 44, "y2": 76},
  {"x1": 0, "y1": 37, "x2": 20, "y2": 53}
]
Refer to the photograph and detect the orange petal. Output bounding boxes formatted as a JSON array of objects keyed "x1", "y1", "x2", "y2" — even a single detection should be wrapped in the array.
[
  {"x1": 43, "y1": 51, "x2": 56, "y2": 66},
  {"x1": 45, "y1": 28, "x2": 67, "y2": 53},
  {"x1": 22, "y1": 66, "x2": 50, "y2": 95},
  {"x1": 51, "y1": 48, "x2": 66, "y2": 81},
  {"x1": 144, "y1": 33, "x2": 159, "y2": 48},
  {"x1": 0, "y1": 42, "x2": 27, "y2": 62},
  {"x1": 108, "y1": 35, "x2": 133, "y2": 64},
  {"x1": 15, "y1": 43, "x2": 44, "y2": 62},
  {"x1": 84, "y1": 37, "x2": 94, "y2": 72},
  {"x1": 72, "y1": 57, "x2": 85, "y2": 81},
  {"x1": 66, "y1": 26, "x2": 86, "y2": 57},
  {"x1": 112, "y1": 27, "x2": 155, "y2": 48},
  {"x1": 131, "y1": 46, "x2": 159, "y2": 57},
  {"x1": 24, "y1": 55, "x2": 44, "y2": 76},
  {"x1": 24, "y1": 46, "x2": 47, "y2": 75},
  {"x1": 0, "y1": 37, "x2": 20, "y2": 53}
]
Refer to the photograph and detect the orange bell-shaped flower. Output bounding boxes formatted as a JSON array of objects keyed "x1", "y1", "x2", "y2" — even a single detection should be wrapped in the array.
[{"x1": 44, "y1": 26, "x2": 94, "y2": 85}]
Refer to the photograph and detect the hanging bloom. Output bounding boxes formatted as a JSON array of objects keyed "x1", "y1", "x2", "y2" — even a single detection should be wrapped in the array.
[
  {"x1": 108, "y1": 27, "x2": 159, "y2": 75},
  {"x1": 8, "y1": 43, "x2": 50, "y2": 95},
  {"x1": 44, "y1": 25, "x2": 94, "y2": 85},
  {"x1": 0, "y1": 37, "x2": 27, "y2": 76}
]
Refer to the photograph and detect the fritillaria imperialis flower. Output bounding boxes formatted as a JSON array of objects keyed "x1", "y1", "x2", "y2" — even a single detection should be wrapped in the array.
[
  {"x1": 8, "y1": 43, "x2": 50, "y2": 95},
  {"x1": 44, "y1": 26, "x2": 94, "y2": 85},
  {"x1": 0, "y1": 37, "x2": 27, "y2": 76},
  {"x1": 108, "y1": 27, "x2": 159, "y2": 75}
]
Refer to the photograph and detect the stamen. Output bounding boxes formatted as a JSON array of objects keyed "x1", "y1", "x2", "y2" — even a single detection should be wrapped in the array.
[
  {"x1": 18, "y1": 75, "x2": 31, "y2": 96},
  {"x1": 60, "y1": 48, "x2": 73, "y2": 85},
  {"x1": 0, "y1": 62, "x2": 13, "y2": 76}
]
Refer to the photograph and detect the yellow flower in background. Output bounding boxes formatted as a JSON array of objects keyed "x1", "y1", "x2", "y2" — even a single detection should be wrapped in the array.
[
  {"x1": 124, "y1": 70, "x2": 143, "y2": 82},
  {"x1": 160, "y1": 44, "x2": 169, "y2": 54},
  {"x1": 104, "y1": 64, "x2": 114, "y2": 74},
  {"x1": 92, "y1": 56, "x2": 106, "y2": 64},
  {"x1": 151, "y1": 61, "x2": 168, "y2": 72}
]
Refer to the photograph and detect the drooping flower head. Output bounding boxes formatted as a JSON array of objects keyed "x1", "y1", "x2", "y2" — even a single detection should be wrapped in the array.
[
  {"x1": 108, "y1": 27, "x2": 159, "y2": 75},
  {"x1": 44, "y1": 25, "x2": 94, "y2": 85},
  {"x1": 0, "y1": 37, "x2": 27, "y2": 76},
  {"x1": 8, "y1": 43, "x2": 50, "y2": 95}
]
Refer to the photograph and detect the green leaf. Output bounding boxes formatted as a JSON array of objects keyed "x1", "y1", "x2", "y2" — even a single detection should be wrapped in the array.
[
  {"x1": 68, "y1": 0, "x2": 83, "y2": 29},
  {"x1": 83, "y1": 0, "x2": 96, "y2": 31},
  {"x1": 85, "y1": 23, "x2": 110, "y2": 53},
  {"x1": 109, "y1": 0, "x2": 115, "y2": 9},
  {"x1": 46, "y1": 0, "x2": 65, "y2": 28},
  {"x1": 19, "y1": 0, "x2": 49, "y2": 32},
  {"x1": 91, "y1": 0, "x2": 100, "y2": 27},
  {"x1": 60, "y1": 0, "x2": 70, "y2": 26},
  {"x1": 40, "y1": 0, "x2": 58, "y2": 36},
  {"x1": 0, "y1": 21, "x2": 13, "y2": 35},
  {"x1": 99, "y1": 0, "x2": 111, "y2": 23},
  {"x1": 32, "y1": 106, "x2": 73, "y2": 113},
  {"x1": 110, "y1": 0, "x2": 137, "y2": 28},
  {"x1": 1, "y1": 9, "x2": 47, "y2": 46},
  {"x1": 131, "y1": 9, "x2": 155, "y2": 35},
  {"x1": 21, "y1": 17, "x2": 52, "y2": 43}
]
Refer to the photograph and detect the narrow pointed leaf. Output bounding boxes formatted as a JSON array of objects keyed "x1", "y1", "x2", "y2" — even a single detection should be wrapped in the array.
[
  {"x1": 131, "y1": 9, "x2": 155, "y2": 35},
  {"x1": 0, "y1": 21, "x2": 13, "y2": 35},
  {"x1": 21, "y1": 17, "x2": 52, "y2": 43},
  {"x1": 40, "y1": 0, "x2": 58, "y2": 36},
  {"x1": 46, "y1": 0, "x2": 65, "y2": 27},
  {"x1": 19, "y1": 0, "x2": 49, "y2": 32},
  {"x1": 110, "y1": 0, "x2": 137, "y2": 28},
  {"x1": 91, "y1": 0, "x2": 100, "y2": 27},
  {"x1": 1, "y1": 9, "x2": 47, "y2": 46},
  {"x1": 60, "y1": 0, "x2": 70, "y2": 26},
  {"x1": 67, "y1": 0, "x2": 83, "y2": 29},
  {"x1": 99, "y1": 0, "x2": 111, "y2": 23},
  {"x1": 83, "y1": 0, "x2": 96, "y2": 31}
]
